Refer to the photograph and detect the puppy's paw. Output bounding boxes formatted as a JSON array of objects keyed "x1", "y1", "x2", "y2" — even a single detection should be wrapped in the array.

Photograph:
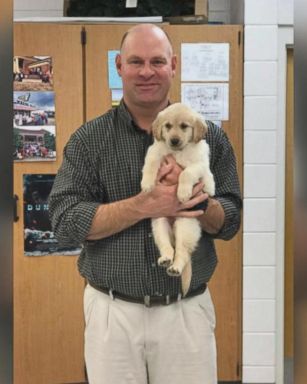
[
  {"x1": 142, "y1": 185, "x2": 155, "y2": 193},
  {"x1": 177, "y1": 183, "x2": 193, "y2": 203},
  {"x1": 158, "y1": 249, "x2": 174, "y2": 268},
  {"x1": 141, "y1": 177, "x2": 155, "y2": 193},
  {"x1": 203, "y1": 177, "x2": 215, "y2": 197},
  {"x1": 158, "y1": 255, "x2": 173, "y2": 268},
  {"x1": 167, "y1": 264, "x2": 183, "y2": 277}
]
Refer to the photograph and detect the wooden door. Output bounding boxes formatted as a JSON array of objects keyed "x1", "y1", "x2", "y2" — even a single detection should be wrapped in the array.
[
  {"x1": 14, "y1": 23, "x2": 86, "y2": 384},
  {"x1": 84, "y1": 23, "x2": 243, "y2": 381}
]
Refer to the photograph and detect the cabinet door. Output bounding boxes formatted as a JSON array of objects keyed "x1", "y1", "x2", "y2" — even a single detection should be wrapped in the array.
[
  {"x1": 14, "y1": 23, "x2": 86, "y2": 384},
  {"x1": 165, "y1": 25, "x2": 243, "y2": 382},
  {"x1": 85, "y1": 24, "x2": 243, "y2": 382}
]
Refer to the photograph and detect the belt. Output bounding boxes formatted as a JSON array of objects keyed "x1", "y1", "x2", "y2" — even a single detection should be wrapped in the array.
[{"x1": 88, "y1": 282, "x2": 207, "y2": 308}]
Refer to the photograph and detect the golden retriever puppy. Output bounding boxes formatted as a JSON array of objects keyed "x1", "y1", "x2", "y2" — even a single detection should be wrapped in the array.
[{"x1": 141, "y1": 103, "x2": 215, "y2": 295}]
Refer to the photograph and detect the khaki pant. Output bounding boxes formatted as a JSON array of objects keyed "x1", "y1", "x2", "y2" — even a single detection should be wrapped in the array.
[{"x1": 84, "y1": 284, "x2": 217, "y2": 384}]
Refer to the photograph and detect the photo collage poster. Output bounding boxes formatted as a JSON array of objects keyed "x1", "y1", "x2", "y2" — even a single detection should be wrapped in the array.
[
  {"x1": 13, "y1": 56, "x2": 56, "y2": 162},
  {"x1": 23, "y1": 174, "x2": 82, "y2": 256}
]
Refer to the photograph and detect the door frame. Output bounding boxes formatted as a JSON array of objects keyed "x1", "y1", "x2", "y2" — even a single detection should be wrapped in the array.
[{"x1": 276, "y1": 26, "x2": 294, "y2": 384}]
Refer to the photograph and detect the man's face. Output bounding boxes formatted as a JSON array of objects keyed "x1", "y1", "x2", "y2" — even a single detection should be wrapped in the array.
[{"x1": 116, "y1": 28, "x2": 177, "y2": 109}]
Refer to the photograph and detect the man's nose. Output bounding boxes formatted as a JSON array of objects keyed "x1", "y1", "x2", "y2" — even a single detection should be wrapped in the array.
[{"x1": 139, "y1": 63, "x2": 155, "y2": 77}]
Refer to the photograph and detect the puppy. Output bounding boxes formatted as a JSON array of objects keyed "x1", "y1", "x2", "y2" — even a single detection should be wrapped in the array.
[{"x1": 141, "y1": 103, "x2": 215, "y2": 295}]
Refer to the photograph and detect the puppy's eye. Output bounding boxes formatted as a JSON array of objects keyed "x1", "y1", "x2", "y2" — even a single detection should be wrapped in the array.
[
  {"x1": 165, "y1": 122, "x2": 172, "y2": 130},
  {"x1": 180, "y1": 123, "x2": 189, "y2": 130}
]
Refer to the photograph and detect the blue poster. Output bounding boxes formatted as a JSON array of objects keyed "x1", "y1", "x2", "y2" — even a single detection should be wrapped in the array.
[{"x1": 108, "y1": 50, "x2": 123, "y2": 89}]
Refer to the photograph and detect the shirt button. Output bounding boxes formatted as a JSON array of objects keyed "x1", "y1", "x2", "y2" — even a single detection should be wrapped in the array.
[
  {"x1": 151, "y1": 263, "x2": 156, "y2": 268},
  {"x1": 148, "y1": 232, "x2": 153, "y2": 238}
]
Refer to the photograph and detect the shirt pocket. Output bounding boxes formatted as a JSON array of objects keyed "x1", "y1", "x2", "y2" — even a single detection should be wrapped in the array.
[{"x1": 98, "y1": 157, "x2": 142, "y2": 202}]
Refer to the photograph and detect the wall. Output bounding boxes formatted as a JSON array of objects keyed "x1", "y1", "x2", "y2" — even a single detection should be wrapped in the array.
[
  {"x1": 14, "y1": 0, "x2": 63, "y2": 18},
  {"x1": 207, "y1": 1, "x2": 293, "y2": 382},
  {"x1": 208, "y1": 0, "x2": 243, "y2": 24},
  {"x1": 243, "y1": 1, "x2": 279, "y2": 381},
  {"x1": 243, "y1": 0, "x2": 293, "y2": 383},
  {"x1": 208, "y1": 0, "x2": 231, "y2": 24}
]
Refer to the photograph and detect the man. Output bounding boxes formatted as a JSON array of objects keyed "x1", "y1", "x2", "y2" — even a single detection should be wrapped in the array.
[{"x1": 49, "y1": 24, "x2": 241, "y2": 384}]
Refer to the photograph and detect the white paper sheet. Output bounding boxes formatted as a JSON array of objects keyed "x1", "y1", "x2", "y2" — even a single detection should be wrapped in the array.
[
  {"x1": 126, "y1": 0, "x2": 138, "y2": 7},
  {"x1": 181, "y1": 83, "x2": 229, "y2": 121},
  {"x1": 181, "y1": 43, "x2": 229, "y2": 81}
]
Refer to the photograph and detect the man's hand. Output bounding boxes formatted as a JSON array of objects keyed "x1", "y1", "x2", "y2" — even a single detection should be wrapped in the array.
[
  {"x1": 157, "y1": 155, "x2": 183, "y2": 186},
  {"x1": 137, "y1": 177, "x2": 208, "y2": 219},
  {"x1": 135, "y1": 154, "x2": 213, "y2": 220}
]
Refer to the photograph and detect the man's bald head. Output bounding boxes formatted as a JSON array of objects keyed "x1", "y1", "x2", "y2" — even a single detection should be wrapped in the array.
[{"x1": 120, "y1": 24, "x2": 173, "y2": 57}]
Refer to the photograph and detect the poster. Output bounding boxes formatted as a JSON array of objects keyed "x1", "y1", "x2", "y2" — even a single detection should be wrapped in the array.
[
  {"x1": 111, "y1": 89, "x2": 123, "y2": 108},
  {"x1": 13, "y1": 91, "x2": 56, "y2": 161},
  {"x1": 181, "y1": 83, "x2": 229, "y2": 121},
  {"x1": 23, "y1": 174, "x2": 82, "y2": 256},
  {"x1": 108, "y1": 50, "x2": 122, "y2": 89},
  {"x1": 13, "y1": 56, "x2": 54, "y2": 91},
  {"x1": 181, "y1": 43, "x2": 229, "y2": 82}
]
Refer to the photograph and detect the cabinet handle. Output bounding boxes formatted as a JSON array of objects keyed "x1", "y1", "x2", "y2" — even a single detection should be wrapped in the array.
[{"x1": 14, "y1": 194, "x2": 19, "y2": 222}]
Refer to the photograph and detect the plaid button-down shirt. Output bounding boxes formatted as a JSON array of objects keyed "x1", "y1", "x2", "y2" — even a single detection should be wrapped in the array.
[{"x1": 49, "y1": 101, "x2": 242, "y2": 297}]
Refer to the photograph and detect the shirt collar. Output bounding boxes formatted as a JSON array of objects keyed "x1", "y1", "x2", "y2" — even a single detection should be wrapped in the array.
[
  {"x1": 117, "y1": 99, "x2": 143, "y2": 133},
  {"x1": 117, "y1": 98, "x2": 172, "y2": 134},
  {"x1": 117, "y1": 99, "x2": 133, "y2": 123}
]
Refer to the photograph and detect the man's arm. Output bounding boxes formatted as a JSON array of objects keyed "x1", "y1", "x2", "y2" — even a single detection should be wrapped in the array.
[
  {"x1": 198, "y1": 197, "x2": 225, "y2": 234},
  {"x1": 87, "y1": 181, "x2": 207, "y2": 240},
  {"x1": 49, "y1": 131, "x2": 208, "y2": 244}
]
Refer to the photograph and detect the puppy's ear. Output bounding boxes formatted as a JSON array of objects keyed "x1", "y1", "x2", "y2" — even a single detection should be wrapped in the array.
[
  {"x1": 152, "y1": 113, "x2": 163, "y2": 141},
  {"x1": 193, "y1": 115, "x2": 208, "y2": 143}
]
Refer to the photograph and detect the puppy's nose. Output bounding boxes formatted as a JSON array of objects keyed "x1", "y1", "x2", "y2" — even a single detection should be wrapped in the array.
[{"x1": 170, "y1": 137, "x2": 180, "y2": 146}]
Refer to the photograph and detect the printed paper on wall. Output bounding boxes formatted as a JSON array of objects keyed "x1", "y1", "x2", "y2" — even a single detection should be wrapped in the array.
[
  {"x1": 181, "y1": 83, "x2": 229, "y2": 121},
  {"x1": 181, "y1": 43, "x2": 229, "y2": 82}
]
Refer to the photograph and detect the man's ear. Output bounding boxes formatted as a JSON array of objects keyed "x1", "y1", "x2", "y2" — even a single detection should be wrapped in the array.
[
  {"x1": 171, "y1": 55, "x2": 177, "y2": 78},
  {"x1": 115, "y1": 54, "x2": 122, "y2": 76}
]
